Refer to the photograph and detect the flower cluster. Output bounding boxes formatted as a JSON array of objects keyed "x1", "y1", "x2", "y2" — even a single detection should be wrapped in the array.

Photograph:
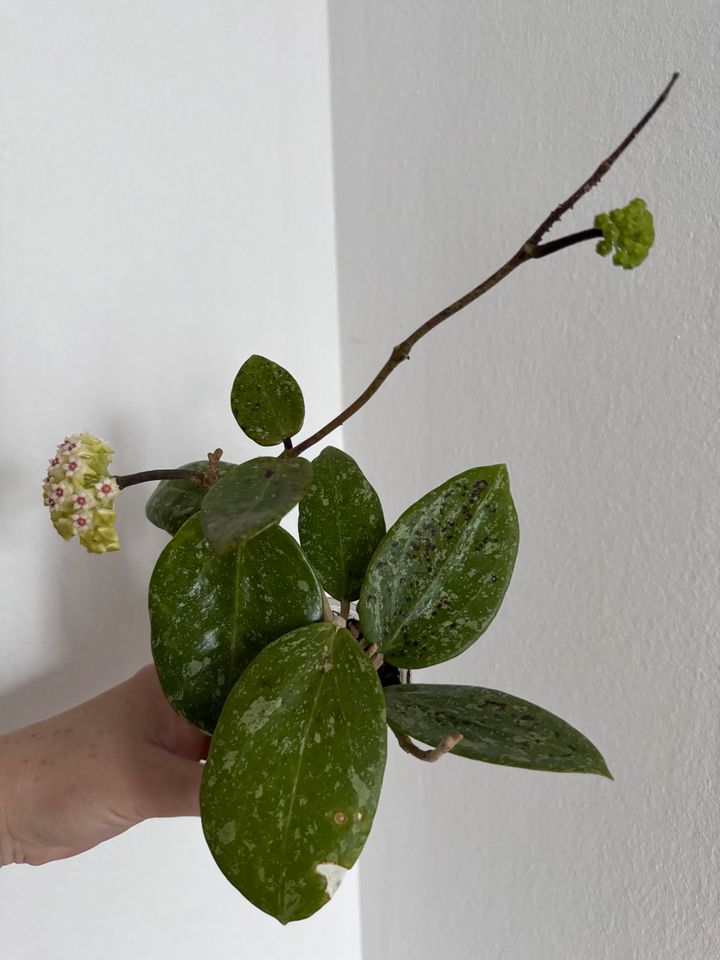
[
  {"x1": 594, "y1": 198, "x2": 655, "y2": 270},
  {"x1": 43, "y1": 433, "x2": 121, "y2": 553}
]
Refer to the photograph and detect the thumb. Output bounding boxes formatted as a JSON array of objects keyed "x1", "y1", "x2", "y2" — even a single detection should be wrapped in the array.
[{"x1": 140, "y1": 748, "x2": 205, "y2": 819}]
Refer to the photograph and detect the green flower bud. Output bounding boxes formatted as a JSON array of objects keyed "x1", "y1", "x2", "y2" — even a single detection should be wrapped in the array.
[
  {"x1": 43, "y1": 432, "x2": 121, "y2": 554},
  {"x1": 594, "y1": 198, "x2": 654, "y2": 270}
]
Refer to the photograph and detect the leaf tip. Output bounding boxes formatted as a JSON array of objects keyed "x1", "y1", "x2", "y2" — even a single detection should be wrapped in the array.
[{"x1": 590, "y1": 753, "x2": 613, "y2": 780}]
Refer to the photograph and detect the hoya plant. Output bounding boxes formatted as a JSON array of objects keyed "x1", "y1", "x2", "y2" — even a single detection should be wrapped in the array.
[{"x1": 42, "y1": 76, "x2": 676, "y2": 923}]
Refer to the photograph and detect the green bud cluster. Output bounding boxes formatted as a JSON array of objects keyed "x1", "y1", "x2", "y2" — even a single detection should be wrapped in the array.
[{"x1": 594, "y1": 198, "x2": 654, "y2": 269}]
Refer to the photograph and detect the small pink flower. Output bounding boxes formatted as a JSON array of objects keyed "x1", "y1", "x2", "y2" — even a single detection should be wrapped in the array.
[
  {"x1": 46, "y1": 497, "x2": 57, "y2": 509},
  {"x1": 65, "y1": 459, "x2": 82, "y2": 475},
  {"x1": 54, "y1": 485, "x2": 66, "y2": 500},
  {"x1": 60, "y1": 436, "x2": 79, "y2": 453},
  {"x1": 95, "y1": 478, "x2": 119, "y2": 500},
  {"x1": 72, "y1": 492, "x2": 91, "y2": 510},
  {"x1": 72, "y1": 512, "x2": 93, "y2": 531}
]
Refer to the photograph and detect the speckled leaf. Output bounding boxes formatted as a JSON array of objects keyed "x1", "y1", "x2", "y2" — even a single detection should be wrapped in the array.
[
  {"x1": 298, "y1": 446, "x2": 385, "y2": 601},
  {"x1": 149, "y1": 515, "x2": 323, "y2": 733},
  {"x1": 359, "y1": 464, "x2": 518, "y2": 668},
  {"x1": 201, "y1": 457, "x2": 313, "y2": 556},
  {"x1": 231, "y1": 355, "x2": 305, "y2": 446},
  {"x1": 145, "y1": 460, "x2": 235, "y2": 535},
  {"x1": 200, "y1": 621, "x2": 387, "y2": 924},
  {"x1": 385, "y1": 684, "x2": 612, "y2": 777}
]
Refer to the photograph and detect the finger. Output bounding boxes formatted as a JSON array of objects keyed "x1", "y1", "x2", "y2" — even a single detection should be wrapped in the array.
[
  {"x1": 139, "y1": 749, "x2": 205, "y2": 819},
  {"x1": 168, "y1": 720, "x2": 212, "y2": 763},
  {"x1": 23, "y1": 845, "x2": 93, "y2": 866}
]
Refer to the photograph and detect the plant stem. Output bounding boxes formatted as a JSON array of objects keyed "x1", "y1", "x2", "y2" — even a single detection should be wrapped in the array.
[
  {"x1": 524, "y1": 72, "x2": 678, "y2": 248},
  {"x1": 283, "y1": 73, "x2": 678, "y2": 460},
  {"x1": 528, "y1": 228, "x2": 602, "y2": 259},
  {"x1": 393, "y1": 729, "x2": 464, "y2": 763},
  {"x1": 116, "y1": 468, "x2": 204, "y2": 490}
]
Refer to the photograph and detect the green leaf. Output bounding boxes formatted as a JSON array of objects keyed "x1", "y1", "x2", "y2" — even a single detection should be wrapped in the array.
[
  {"x1": 149, "y1": 515, "x2": 324, "y2": 733},
  {"x1": 201, "y1": 457, "x2": 313, "y2": 556},
  {"x1": 200, "y1": 622, "x2": 387, "y2": 924},
  {"x1": 385, "y1": 684, "x2": 612, "y2": 778},
  {"x1": 298, "y1": 446, "x2": 385, "y2": 601},
  {"x1": 145, "y1": 460, "x2": 235, "y2": 535},
  {"x1": 359, "y1": 464, "x2": 519, "y2": 668},
  {"x1": 231, "y1": 355, "x2": 305, "y2": 446}
]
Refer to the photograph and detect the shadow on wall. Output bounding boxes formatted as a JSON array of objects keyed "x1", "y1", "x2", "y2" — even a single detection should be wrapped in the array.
[{"x1": 1, "y1": 417, "x2": 170, "y2": 732}]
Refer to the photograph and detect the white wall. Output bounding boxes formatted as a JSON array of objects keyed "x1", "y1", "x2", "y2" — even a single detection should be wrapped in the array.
[
  {"x1": 0, "y1": 3, "x2": 362, "y2": 957},
  {"x1": 4, "y1": 5, "x2": 719, "y2": 958},
  {"x1": 328, "y1": 3, "x2": 720, "y2": 959}
]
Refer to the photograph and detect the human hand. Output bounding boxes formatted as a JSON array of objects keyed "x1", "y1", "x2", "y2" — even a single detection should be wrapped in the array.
[{"x1": 0, "y1": 664, "x2": 210, "y2": 866}]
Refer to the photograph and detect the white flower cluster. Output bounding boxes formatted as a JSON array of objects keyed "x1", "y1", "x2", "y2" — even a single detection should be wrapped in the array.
[{"x1": 43, "y1": 433, "x2": 121, "y2": 553}]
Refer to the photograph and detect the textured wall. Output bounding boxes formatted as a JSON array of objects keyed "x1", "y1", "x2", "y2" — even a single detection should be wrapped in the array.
[
  {"x1": 327, "y1": 3, "x2": 720, "y2": 958},
  {"x1": 0, "y1": 2, "x2": 361, "y2": 956}
]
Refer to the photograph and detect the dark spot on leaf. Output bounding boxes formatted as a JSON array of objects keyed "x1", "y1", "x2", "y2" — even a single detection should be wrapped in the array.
[
  {"x1": 265, "y1": 470, "x2": 274, "y2": 478},
  {"x1": 469, "y1": 478, "x2": 489, "y2": 502}
]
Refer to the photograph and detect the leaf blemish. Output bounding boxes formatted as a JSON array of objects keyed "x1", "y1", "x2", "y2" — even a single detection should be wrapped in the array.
[
  {"x1": 315, "y1": 862, "x2": 348, "y2": 898},
  {"x1": 218, "y1": 821, "x2": 236, "y2": 844},
  {"x1": 239, "y1": 696, "x2": 284, "y2": 733}
]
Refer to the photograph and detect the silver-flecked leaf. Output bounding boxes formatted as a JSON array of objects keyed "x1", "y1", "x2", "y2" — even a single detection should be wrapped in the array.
[
  {"x1": 145, "y1": 460, "x2": 235, "y2": 536},
  {"x1": 385, "y1": 684, "x2": 612, "y2": 777},
  {"x1": 298, "y1": 446, "x2": 385, "y2": 601},
  {"x1": 200, "y1": 457, "x2": 313, "y2": 555},
  {"x1": 149, "y1": 515, "x2": 323, "y2": 733},
  {"x1": 200, "y1": 622, "x2": 387, "y2": 923},
  {"x1": 231, "y1": 355, "x2": 305, "y2": 446},
  {"x1": 359, "y1": 465, "x2": 519, "y2": 668}
]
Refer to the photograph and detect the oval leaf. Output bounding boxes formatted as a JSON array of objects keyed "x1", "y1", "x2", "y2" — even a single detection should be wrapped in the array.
[
  {"x1": 201, "y1": 457, "x2": 313, "y2": 556},
  {"x1": 200, "y1": 622, "x2": 387, "y2": 924},
  {"x1": 149, "y1": 515, "x2": 324, "y2": 733},
  {"x1": 145, "y1": 460, "x2": 235, "y2": 535},
  {"x1": 359, "y1": 464, "x2": 519, "y2": 668},
  {"x1": 386, "y1": 684, "x2": 611, "y2": 777},
  {"x1": 231, "y1": 355, "x2": 305, "y2": 446},
  {"x1": 298, "y1": 446, "x2": 385, "y2": 601}
]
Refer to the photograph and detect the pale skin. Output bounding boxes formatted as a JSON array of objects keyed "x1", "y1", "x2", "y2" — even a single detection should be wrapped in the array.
[{"x1": 0, "y1": 664, "x2": 210, "y2": 867}]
